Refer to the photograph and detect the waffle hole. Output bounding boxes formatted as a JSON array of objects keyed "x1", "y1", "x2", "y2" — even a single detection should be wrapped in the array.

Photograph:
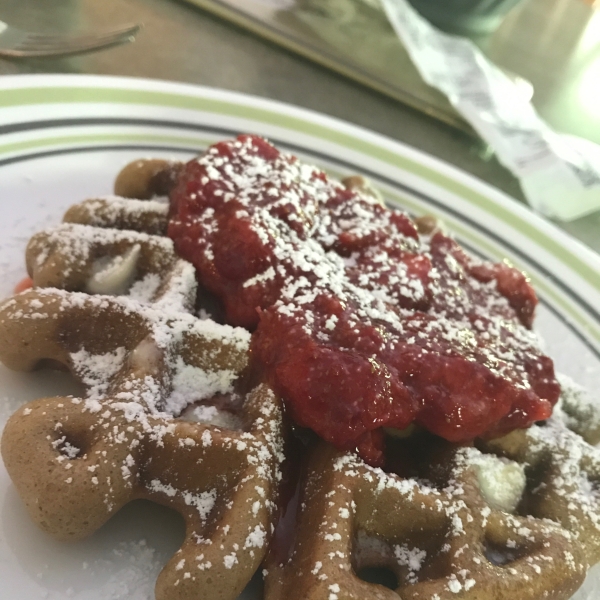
[
  {"x1": 484, "y1": 538, "x2": 527, "y2": 566},
  {"x1": 241, "y1": 571, "x2": 264, "y2": 597},
  {"x1": 514, "y1": 462, "x2": 548, "y2": 517},
  {"x1": 35, "y1": 358, "x2": 71, "y2": 372},
  {"x1": 54, "y1": 429, "x2": 90, "y2": 459},
  {"x1": 178, "y1": 404, "x2": 241, "y2": 429},
  {"x1": 195, "y1": 284, "x2": 226, "y2": 324},
  {"x1": 578, "y1": 455, "x2": 600, "y2": 495},
  {"x1": 353, "y1": 513, "x2": 451, "y2": 588},
  {"x1": 352, "y1": 532, "x2": 399, "y2": 587},
  {"x1": 178, "y1": 394, "x2": 245, "y2": 431},
  {"x1": 56, "y1": 436, "x2": 84, "y2": 459},
  {"x1": 357, "y1": 566, "x2": 398, "y2": 589}
]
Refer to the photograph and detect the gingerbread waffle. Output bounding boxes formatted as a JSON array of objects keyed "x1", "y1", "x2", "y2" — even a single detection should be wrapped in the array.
[
  {"x1": 264, "y1": 435, "x2": 588, "y2": 600},
  {"x1": 481, "y1": 375, "x2": 600, "y2": 565},
  {"x1": 265, "y1": 375, "x2": 600, "y2": 600},
  {"x1": 2, "y1": 146, "x2": 599, "y2": 600},
  {"x1": 0, "y1": 193, "x2": 286, "y2": 600}
]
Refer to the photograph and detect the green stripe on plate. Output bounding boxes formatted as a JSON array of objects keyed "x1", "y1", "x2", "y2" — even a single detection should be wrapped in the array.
[
  {"x1": 0, "y1": 133, "x2": 211, "y2": 155},
  {"x1": 3, "y1": 85, "x2": 599, "y2": 292}
]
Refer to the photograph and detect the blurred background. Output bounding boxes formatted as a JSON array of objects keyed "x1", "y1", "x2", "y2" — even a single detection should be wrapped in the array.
[{"x1": 0, "y1": 0, "x2": 598, "y2": 248}]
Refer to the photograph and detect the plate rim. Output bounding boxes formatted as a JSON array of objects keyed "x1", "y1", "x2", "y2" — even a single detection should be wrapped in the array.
[
  {"x1": 0, "y1": 72, "x2": 599, "y2": 600},
  {"x1": 0, "y1": 73, "x2": 598, "y2": 349}
]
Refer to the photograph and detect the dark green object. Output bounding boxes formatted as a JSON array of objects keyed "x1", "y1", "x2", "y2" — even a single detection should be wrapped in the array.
[{"x1": 406, "y1": 0, "x2": 524, "y2": 34}]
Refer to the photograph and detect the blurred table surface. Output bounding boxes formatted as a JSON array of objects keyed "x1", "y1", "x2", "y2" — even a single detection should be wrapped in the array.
[{"x1": 0, "y1": 0, "x2": 599, "y2": 253}]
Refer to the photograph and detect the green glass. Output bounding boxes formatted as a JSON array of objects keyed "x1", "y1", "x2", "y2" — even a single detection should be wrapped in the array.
[{"x1": 406, "y1": 0, "x2": 524, "y2": 34}]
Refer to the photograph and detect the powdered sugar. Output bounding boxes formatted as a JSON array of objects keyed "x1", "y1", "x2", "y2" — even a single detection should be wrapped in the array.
[
  {"x1": 71, "y1": 348, "x2": 127, "y2": 402},
  {"x1": 179, "y1": 404, "x2": 243, "y2": 430},
  {"x1": 553, "y1": 373, "x2": 600, "y2": 443},
  {"x1": 165, "y1": 358, "x2": 238, "y2": 415},
  {"x1": 148, "y1": 480, "x2": 217, "y2": 523},
  {"x1": 465, "y1": 449, "x2": 526, "y2": 513},
  {"x1": 128, "y1": 274, "x2": 161, "y2": 303}
]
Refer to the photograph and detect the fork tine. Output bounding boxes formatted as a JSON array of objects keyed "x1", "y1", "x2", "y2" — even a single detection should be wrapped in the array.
[
  {"x1": 18, "y1": 28, "x2": 139, "y2": 51},
  {"x1": 25, "y1": 24, "x2": 141, "y2": 44},
  {"x1": 14, "y1": 37, "x2": 132, "y2": 56},
  {"x1": 0, "y1": 24, "x2": 140, "y2": 58}
]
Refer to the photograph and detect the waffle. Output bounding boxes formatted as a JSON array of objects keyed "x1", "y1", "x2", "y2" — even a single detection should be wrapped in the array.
[
  {"x1": 2, "y1": 146, "x2": 599, "y2": 600},
  {"x1": 264, "y1": 375, "x2": 600, "y2": 600},
  {"x1": 264, "y1": 433, "x2": 589, "y2": 600},
  {"x1": 116, "y1": 155, "x2": 600, "y2": 599},
  {"x1": 0, "y1": 193, "x2": 286, "y2": 600},
  {"x1": 481, "y1": 375, "x2": 600, "y2": 565}
]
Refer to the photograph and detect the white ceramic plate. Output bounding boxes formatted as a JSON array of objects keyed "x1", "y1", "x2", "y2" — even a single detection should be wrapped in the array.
[{"x1": 0, "y1": 75, "x2": 599, "y2": 600}]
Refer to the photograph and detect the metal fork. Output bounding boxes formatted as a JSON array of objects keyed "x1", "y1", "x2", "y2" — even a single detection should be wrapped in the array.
[{"x1": 0, "y1": 21, "x2": 141, "y2": 59}]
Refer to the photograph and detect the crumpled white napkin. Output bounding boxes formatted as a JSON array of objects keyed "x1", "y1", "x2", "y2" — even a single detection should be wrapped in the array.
[{"x1": 380, "y1": 0, "x2": 600, "y2": 221}]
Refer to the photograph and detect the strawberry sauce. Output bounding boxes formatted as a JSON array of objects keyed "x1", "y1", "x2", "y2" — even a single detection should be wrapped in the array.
[{"x1": 168, "y1": 135, "x2": 559, "y2": 466}]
